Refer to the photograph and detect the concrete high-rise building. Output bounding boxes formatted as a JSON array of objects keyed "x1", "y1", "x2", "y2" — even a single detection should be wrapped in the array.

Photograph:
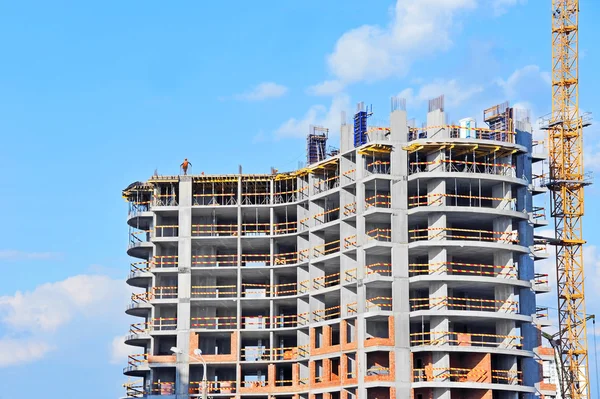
[{"x1": 122, "y1": 97, "x2": 556, "y2": 399}]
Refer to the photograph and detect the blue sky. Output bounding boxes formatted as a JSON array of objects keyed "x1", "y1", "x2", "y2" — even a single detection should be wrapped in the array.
[{"x1": 0, "y1": 1, "x2": 599, "y2": 397}]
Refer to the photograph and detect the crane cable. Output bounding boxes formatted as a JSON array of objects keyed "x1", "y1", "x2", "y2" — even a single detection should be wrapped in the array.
[{"x1": 594, "y1": 317, "x2": 599, "y2": 399}]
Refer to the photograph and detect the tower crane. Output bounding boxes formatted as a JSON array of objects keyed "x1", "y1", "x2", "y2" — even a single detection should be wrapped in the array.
[{"x1": 542, "y1": 1, "x2": 593, "y2": 398}]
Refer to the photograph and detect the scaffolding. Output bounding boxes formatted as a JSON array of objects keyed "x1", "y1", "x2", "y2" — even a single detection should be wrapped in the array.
[
  {"x1": 307, "y1": 125, "x2": 328, "y2": 165},
  {"x1": 484, "y1": 101, "x2": 514, "y2": 132}
]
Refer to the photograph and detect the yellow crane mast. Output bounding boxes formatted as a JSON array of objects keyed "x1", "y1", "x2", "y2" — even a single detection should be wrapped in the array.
[{"x1": 544, "y1": 1, "x2": 591, "y2": 398}]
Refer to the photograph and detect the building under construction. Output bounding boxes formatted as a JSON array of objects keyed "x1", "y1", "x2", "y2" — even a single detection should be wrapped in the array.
[{"x1": 122, "y1": 96, "x2": 558, "y2": 399}]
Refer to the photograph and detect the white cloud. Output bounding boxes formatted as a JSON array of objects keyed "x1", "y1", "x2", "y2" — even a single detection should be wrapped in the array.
[
  {"x1": 0, "y1": 338, "x2": 54, "y2": 367},
  {"x1": 0, "y1": 274, "x2": 127, "y2": 332},
  {"x1": 496, "y1": 65, "x2": 551, "y2": 101},
  {"x1": 110, "y1": 335, "x2": 136, "y2": 365},
  {"x1": 321, "y1": 0, "x2": 477, "y2": 86},
  {"x1": 491, "y1": 0, "x2": 526, "y2": 16},
  {"x1": 234, "y1": 82, "x2": 288, "y2": 101},
  {"x1": 275, "y1": 94, "x2": 350, "y2": 139},
  {"x1": 306, "y1": 80, "x2": 345, "y2": 96},
  {"x1": 399, "y1": 79, "x2": 484, "y2": 108},
  {"x1": 0, "y1": 274, "x2": 128, "y2": 367},
  {"x1": 0, "y1": 250, "x2": 62, "y2": 261}
]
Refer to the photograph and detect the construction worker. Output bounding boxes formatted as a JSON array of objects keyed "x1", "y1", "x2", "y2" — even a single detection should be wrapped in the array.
[{"x1": 180, "y1": 158, "x2": 192, "y2": 175}]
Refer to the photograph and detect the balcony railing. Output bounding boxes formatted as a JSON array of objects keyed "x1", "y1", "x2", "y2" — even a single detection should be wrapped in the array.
[
  {"x1": 190, "y1": 316, "x2": 237, "y2": 329},
  {"x1": 191, "y1": 285, "x2": 236, "y2": 298},
  {"x1": 410, "y1": 296, "x2": 519, "y2": 313},
  {"x1": 366, "y1": 296, "x2": 393, "y2": 311},
  {"x1": 408, "y1": 193, "x2": 517, "y2": 210},
  {"x1": 191, "y1": 254, "x2": 236, "y2": 267},
  {"x1": 153, "y1": 255, "x2": 178, "y2": 268},
  {"x1": 407, "y1": 125, "x2": 515, "y2": 143},
  {"x1": 408, "y1": 261, "x2": 517, "y2": 278},
  {"x1": 313, "y1": 272, "x2": 341, "y2": 290},
  {"x1": 154, "y1": 225, "x2": 178, "y2": 238},
  {"x1": 313, "y1": 305, "x2": 341, "y2": 322},
  {"x1": 366, "y1": 160, "x2": 390, "y2": 175},
  {"x1": 152, "y1": 317, "x2": 177, "y2": 331},
  {"x1": 409, "y1": 227, "x2": 519, "y2": 244},
  {"x1": 365, "y1": 194, "x2": 391, "y2": 209},
  {"x1": 313, "y1": 241, "x2": 340, "y2": 257},
  {"x1": 409, "y1": 331, "x2": 523, "y2": 349},
  {"x1": 366, "y1": 262, "x2": 392, "y2": 276},
  {"x1": 192, "y1": 224, "x2": 237, "y2": 237},
  {"x1": 313, "y1": 207, "x2": 340, "y2": 224},
  {"x1": 366, "y1": 227, "x2": 391, "y2": 242},
  {"x1": 409, "y1": 159, "x2": 516, "y2": 177}
]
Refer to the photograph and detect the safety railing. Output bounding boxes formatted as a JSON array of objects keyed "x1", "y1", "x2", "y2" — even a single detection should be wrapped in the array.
[
  {"x1": 242, "y1": 313, "x2": 309, "y2": 329},
  {"x1": 129, "y1": 201, "x2": 150, "y2": 216},
  {"x1": 153, "y1": 255, "x2": 178, "y2": 268},
  {"x1": 129, "y1": 229, "x2": 152, "y2": 247},
  {"x1": 366, "y1": 262, "x2": 392, "y2": 276},
  {"x1": 343, "y1": 235, "x2": 357, "y2": 249},
  {"x1": 366, "y1": 160, "x2": 391, "y2": 175},
  {"x1": 193, "y1": 192, "x2": 238, "y2": 206},
  {"x1": 129, "y1": 322, "x2": 150, "y2": 335},
  {"x1": 492, "y1": 370, "x2": 522, "y2": 384},
  {"x1": 153, "y1": 286, "x2": 178, "y2": 299},
  {"x1": 365, "y1": 194, "x2": 391, "y2": 209},
  {"x1": 128, "y1": 353, "x2": 148, "y2": 367},
  {"x1": 313, "y1": 175, "x2": 340, "y2": 194},
  {"x1": 346, "y1": 302, "x2": 358, "y2": 314},
  {"x1": 154, "y1": 225, "x2": 178, "y2": 238},
  {"x1": 412, "y1": 367, "x2": 487, "y2": 383},
  {"x1": 366, "y1": 296, "x2": 393, "y2": 311},
  {"x1": 152, "y1": 317, "x2": 177, "y2": 331},
  {"x1": 131, "y1": 292, "x2": 151, "y2": 303},
  {"x1": 407, "y1": 125, "x2": 515, "y2": 143},
  {"x1": 534, "y1": 273, "x2": 549, "y2": 288},
  {"x1": 242, "y1": 253, "x2": 271, "y2": 266},
  {"x1": 408, "y1": 159, "x2": 516, "y2": 177},
  {"x1": 366, "y1": 366, "x2": 391, "y2": 377},
  {"x1": 192, "y1": 223, "x2": 237, "y2": 237},
  {"x1": 150, "y1": 381, "x2": 175, "y2": 395},
  {"x1": 409, "y1": 227, "x2": 519, "y2": 244},
  {"x1": 532, "y1": 206, "x2": 547, "y2": 223},
  {"x1": 242, "y1": 380, "x2": 267, "y2": 388},
  {"x1": 313, "y1": 305, "x2": 341, "y2": 322},
  {"x1": 410, "y1": 297, "x2": 519, "y2": 313},
  {"x1": 241, "y1": 222, "x2": 270, "y2": 236},
  {"x1": 533, "y1": 242, "x2": 549, "y2": 257},
  {"x1": 191, "y1": 285, "x2": 236, "y2": 298},
  {"x1": 240, "y1": 346, "x2": 270, "y2": 361},
  {"x1": 313, "y1": 240, "x2": 340, "y2": 257},
  {"x1": 191, "y1": 316, "x2": 237, "y2": 329},
  {"x1": 274, "y1": 221, "x2": 297, "y2": 235},
  {"x1": 123, "y1": 379, "x2": 145, "y2": 397},
  {"x1": 344, "y1": 268, "x2": 358, "y2": 282},
  {"x1": 130, "y1": 261, "x2": 151, "y2": 276},
  {"x1": 153, "y1": 193, "x2": 178, "y2": 206},
  {"x1": 273, "y1": 282, "x2": 298, "y2": 296},
  {"x1": 536, "y1": 306, "x2": 549, "y2": 321},
  {"x1": 313, "y1": 272, "x2": 341, "y2": 290},
  {"x1": 313, "y1": 207, "x2": 340, "y2": 224},
  {"x1": 532, "y1": 173, "x2": 547, "y2": 189},
  {"x1": 342, "y1": 168, "x2": 356, "y2": 182},
  {"x1": 274, "y1": 251, "x2": 299, "y2": 265},
  {"x1": 409, "y1": 331, "x2": 522, "y2": 349},
  {"x1": 408, "y1": 261, "x2": 517, "y2": 278},
  {"x1": 408, "y1": 193, "x2": 517, "y2": 210},
  {"x1": 189, "y1": 380, "x2": 236, "y2": 394},
  {"x1": 366, "y1": 227, "x2": 391, "y2": 242},
  {"x1": 191, "y1": 253, "x2": 237, "y2": 267},
  {"x1": 343, "y1": 202, "x2": 357, "y2": 216},
  {"x1": 271, "y1": 345, "x2": 309, "y2": 360}
]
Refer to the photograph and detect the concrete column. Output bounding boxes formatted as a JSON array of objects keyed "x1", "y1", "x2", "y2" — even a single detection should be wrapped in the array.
[{"x1": 176, "y1": 176, "x2": 192, "y2": 398}]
